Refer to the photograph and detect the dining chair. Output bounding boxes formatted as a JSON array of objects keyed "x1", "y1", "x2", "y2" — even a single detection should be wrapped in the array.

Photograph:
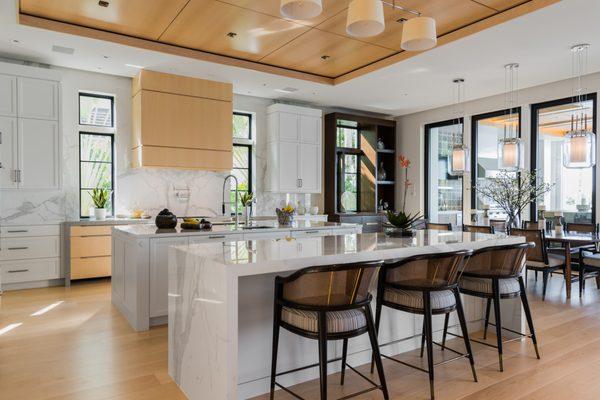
[
  {"x1": 489, "y1": 219, "x2": 508, "y2": 233},
  {"x1": 510, "y1": 228, "x2": 566, "y2": 300},
  {"x1": 426, "y1": 222, "x2": 452, "y2": 231},
  {"x1": 412, "y1": 219, "x2": 428, "y2": 230},
  {"x1": 463, "y1": 224, "x2": 495, "y2": 234},
  {"x1": 270, "y1": 261, "x2": 389, "y2": 400},
  {"x1": 522, "y1": 221, "x2": 539, "y2": 229},
  {"x1": 578, "y1": 248, "x2": 600, "y2": 297}
]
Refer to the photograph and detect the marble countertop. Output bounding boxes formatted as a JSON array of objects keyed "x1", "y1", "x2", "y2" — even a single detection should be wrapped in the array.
[
  {"x1": 171, "y1": 230, "x2": 525, "y2": 277},
  {"x1": 63, "y1": 217, "x2": 154, "y2": 226},
  {"x1": 114, "y1": 220, "x2": 354, "y2": 238}
]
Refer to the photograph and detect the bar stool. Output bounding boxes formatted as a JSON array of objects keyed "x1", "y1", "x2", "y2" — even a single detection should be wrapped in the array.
[
  {"x1": 372, "y1": 249, "x2": 476, "y2": 400},
  {"x1": 451, "y1": 242, "x2": 539, "y2": 372},
  {"x1": 425, "y1": 222, "x2": 452, "y2": 231},
  {"x1": 463, "y1": 224, "x2": 494, "y2": 234},
  {"x1": 270, "y1": 261, "x2": 389, "y2": 400}
]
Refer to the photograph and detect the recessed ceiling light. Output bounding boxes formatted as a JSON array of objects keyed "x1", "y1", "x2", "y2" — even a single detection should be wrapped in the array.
[
  {"x1": 275, "y1": 87, "x2": 299, "y2": 93},
  {"x1": 103, "y1": 55, "x2": 109, "y2": 59},
  {"x1": 125, "y1": 63, "x2": 145, "y2": 69},
  {"x1": 98, "y1": 0, "x2": 109, "y2": 7},
  {"x1": 227, "y1": 32, "x2": 237, "y2": 38},
  {"x1": 321, "y1": 55, "x2": 330, "y2": 61},
  {"x1": 52, "y1": 45, "x2": 75, "y2": 55},
  {"x1": 11, "y1": 39, "x2": 19, "y2": 43},
  {"x1": 396, "y1": 17, "x2": 408, "y2": 24}
]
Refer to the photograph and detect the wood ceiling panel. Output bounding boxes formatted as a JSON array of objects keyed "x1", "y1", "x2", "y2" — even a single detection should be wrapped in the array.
[
  {"x1": 219, "y1": 0, "x2": 350, "y2": 26},
  {"x1": 160, "y1": 0, "x2": 310, "y2": 61},
  {"x1": 316, "y1": 0, "x2": 496, "y2": 51},
  {"x1": 19, "y1": 0, "x2": 189, "y2": 40},
  {"x1": 473, "y1": 0, "x2": 530, "y2": 11},
  {"x1": 261, "y1": 29, "x2": 394, "y2": 78}
]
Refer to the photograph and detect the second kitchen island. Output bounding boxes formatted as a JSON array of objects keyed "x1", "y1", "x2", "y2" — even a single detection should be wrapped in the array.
[{"x1": 111, "y1": 221, "x2": 361, "y2": 331}]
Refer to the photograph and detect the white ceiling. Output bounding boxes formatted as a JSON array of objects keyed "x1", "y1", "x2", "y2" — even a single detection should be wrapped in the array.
[{"x1": 1, "y1": 0, "x2": 599, "y2": 117}]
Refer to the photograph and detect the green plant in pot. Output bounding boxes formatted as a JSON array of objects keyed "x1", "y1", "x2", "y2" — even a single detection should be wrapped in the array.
[
  {"x1": 90, "y1": 188, "x2": 111, "y2": 220},
  {"x1": 384, "y1": 155, "x2": 423, "y2": 237},
  {"x1": 240, "y1": 192, "x2": 254, "y2": 226}
]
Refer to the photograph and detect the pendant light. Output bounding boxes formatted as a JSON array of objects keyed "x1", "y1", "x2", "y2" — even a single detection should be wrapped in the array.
[
  {"x1": 498, "y1": 63, "x2": 524, "y2": 171},
  {"x1": 449, "y1": 78, "x2": 470, "y2": 176},
  {"x1": 563, "y1": 44, "x2": 596, "y2": 169},
  {"x1": 346, "y1": 0, "x2": 385, "y2": 37},
  {"x1": 280, "y1": 0, "x2": 323, "y2": 20},
  {"x1": 400, "y1": 16, "x2": 437, "y2": 51}
]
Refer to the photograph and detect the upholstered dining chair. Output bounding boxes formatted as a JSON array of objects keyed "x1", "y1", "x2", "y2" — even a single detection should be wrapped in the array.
[
  {"x1": 425, "y1": 222, "x2": 452, "y2": 231},
  {"x1": 463, "y1": 224, "x2": 495, "y2": 234},
  {"x1": 270, "y1": 261, "x2": 389, "y2": 400},
  {"x1": 522, "y1": 220, "x2": 539, "y2": 229}
]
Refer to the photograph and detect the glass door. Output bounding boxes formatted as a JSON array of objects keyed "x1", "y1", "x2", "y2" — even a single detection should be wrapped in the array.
[{"x1": 531, "y1": 95, "x2": 596, "y2": 223}]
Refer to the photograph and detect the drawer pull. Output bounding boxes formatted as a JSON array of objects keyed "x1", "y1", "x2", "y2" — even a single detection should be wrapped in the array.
[
  {"x1": 208, "y1": 235, "x2": 226, "y2": 239},
  {"x1": 365, "y1": 222, "x2": 380, "y2": 226},
  {"x1": 79, "y1": 255, "x2": 108, "y2": 259},
  {"x1": 8, "y1": 269, "x2": 29, "y2": 273},
  {"x1": 6, "y1": 230, "x2": 28, "y2": 233},
  {"x1": 79, "y1": 235, "x2": 110, "y2": 238},
  {"x1": 7, "y1": 247, "x2": 29, "y2": 250},
  {"x1": 304, "y1": 231, "x2": 320, "y2": 234}
]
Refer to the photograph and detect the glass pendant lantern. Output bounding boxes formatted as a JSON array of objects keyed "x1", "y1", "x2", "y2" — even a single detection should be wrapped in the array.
[
  {"x1": 498, "y1": 63, "x2": 524, "y2": 171},
  {"x1": 563, "y1": 44, "x2": 596, "y2": 169},
  {"x1": 448, "y1": 78, "x2": 469, "y2": 175}
]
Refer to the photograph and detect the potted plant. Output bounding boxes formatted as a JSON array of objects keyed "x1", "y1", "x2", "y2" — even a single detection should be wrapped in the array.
[
  {"x1": 90, "y1": 188, "x2": 111, "y2": 220},
  {"x1": 384, "y1": 155, "x2": 423, "y2": 237},
  {"x1": 240, "y1": 192, "x2": 254, "y2": 226},
  {"x1": 276, "y1": 204, "x2": 295, "y2": 227},
  {"x1": 473, "y1": 170, "x2": 553, "y2": 229}
]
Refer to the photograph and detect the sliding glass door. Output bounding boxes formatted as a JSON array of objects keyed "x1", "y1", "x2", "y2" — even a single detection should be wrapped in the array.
[
  {"x1": 471, "y1": 108, "x2": 521, "y2": 220},
  {"x1": 531, "y1": 95, "x2": 597, "y2": 223},
  {"x1": 425, "y1": 119, "x2": 464, "y2": 225}
]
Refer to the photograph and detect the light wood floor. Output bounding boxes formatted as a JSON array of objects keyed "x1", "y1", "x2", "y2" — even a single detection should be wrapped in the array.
[{"x1": 1, "y1": 275, "x2": 599, "y2": 400}]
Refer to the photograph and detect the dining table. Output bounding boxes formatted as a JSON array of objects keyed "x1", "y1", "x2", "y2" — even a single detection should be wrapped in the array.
[{"x1": 544, "y1": 230, "x2": 600, "y2": 298}]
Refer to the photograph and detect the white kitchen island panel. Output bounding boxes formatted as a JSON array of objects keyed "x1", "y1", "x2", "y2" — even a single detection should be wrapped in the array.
[{"x1": 168, "y1": 231, "x2": 525, "y2": 400}]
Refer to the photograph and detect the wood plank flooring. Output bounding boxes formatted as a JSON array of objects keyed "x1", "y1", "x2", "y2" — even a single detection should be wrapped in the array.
[{"x1": 0, "y1": 274, "x2": 599, "y2": 399}]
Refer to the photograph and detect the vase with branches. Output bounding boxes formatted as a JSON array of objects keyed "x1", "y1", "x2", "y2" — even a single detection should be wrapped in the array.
[
  {"x1": 473, "y1": 170, "x2": 553, "y2": 229},
  {"x1": 385, "y1": 155, "x2": 423, "y2": 236}
]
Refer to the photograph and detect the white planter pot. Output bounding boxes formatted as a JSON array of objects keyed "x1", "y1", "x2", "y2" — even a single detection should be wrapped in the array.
[{"x1": 94, "y1": 208, "x2": 107, "y2": 220}]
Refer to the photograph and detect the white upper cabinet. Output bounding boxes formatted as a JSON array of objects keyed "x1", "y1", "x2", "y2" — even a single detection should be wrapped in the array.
[
  {"x1": 18, "y1": 119, "x2": 59, "y2": 189},
  {"x1": 17, "y1": 77, "x2": 59, "y2": 120},
  {"x1": 0, "y1": 74, "x2": 17, "y2": 117},
  {"x1": 266, "y1": 104, "x2": 322, "y2": 193},
  {"x1": 0, "y1": 116, "x2": 17, "y2": 189}
]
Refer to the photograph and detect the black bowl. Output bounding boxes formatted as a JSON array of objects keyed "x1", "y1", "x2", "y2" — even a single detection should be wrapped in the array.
[{"x1": 155, "y1": 214, "x2": 177, "y2": 229}]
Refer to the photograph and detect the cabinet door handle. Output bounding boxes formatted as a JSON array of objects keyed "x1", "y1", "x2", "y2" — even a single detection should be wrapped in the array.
[
  {"x1": 299, "y1": 179, "x2": 303, "y2": 188},
  {"x1": 80, "y1": 255, "x2": 108, "y2": 259},
  {"x1": 7, "y1": 247, "x2": 29, "y2": 250},
  {"x1": 0, "y1": 131, "x2": 2, "y2": 144},
  {"x1": 304, "y1": 230, "x2": 320, "y2": 234},
  {"x1": 365, "y1": 222, "x2": 380, "y2": 226},
  {"x1": 8, "y1": 269, "x2": 29, "y2": 273},
  {"x1": 208, "y1": 235, "x2": 226, "y2": 239},
  {"x1": 18, "y1": 169, "x2": 21, "y2": 183},
  {"x1": 7, "y1": 230, "x2": 28, "y2": 233}
]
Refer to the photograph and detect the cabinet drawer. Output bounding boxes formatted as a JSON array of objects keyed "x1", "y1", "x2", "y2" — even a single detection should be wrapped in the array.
[
  {"x1": 1, "y1": 258, "x2": 60, "y2": 283},
  {"x1": 71, "y1": 225, "x2": 112, "y2": 237},
  {"x1": 290, "y1": 229, "x2": 332, "y2": 238},
  {"x1": 71, "y1": 236, "x2": 111, "y2": 258},
  {"x1": 1, "y1": 225, "x2": 60, "y2": 238},
  {"x1": 0, "y1": 236, "x2": 59, "y2": 260},
  {"x1": 71, "y1": 256, "x2": 111, "y2": 280}
]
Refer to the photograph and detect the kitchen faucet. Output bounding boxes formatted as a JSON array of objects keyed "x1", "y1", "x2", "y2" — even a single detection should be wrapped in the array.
[{"x1": 222, "y1": 174, "x2": 239, "y2": 228}]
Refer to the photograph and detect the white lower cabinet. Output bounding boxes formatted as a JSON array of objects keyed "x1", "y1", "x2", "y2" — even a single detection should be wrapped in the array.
[
  {"x1": 1, "y1": 258, "x2": 59, "y2": 284},
  {"x1": 149, "y1": 237, "x2": 189, "y2": 318}
]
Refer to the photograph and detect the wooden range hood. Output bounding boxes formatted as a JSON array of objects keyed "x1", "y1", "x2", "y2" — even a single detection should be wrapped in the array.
[{"x1": 131, "y1": 70, "x2": 233, "y2": 170}]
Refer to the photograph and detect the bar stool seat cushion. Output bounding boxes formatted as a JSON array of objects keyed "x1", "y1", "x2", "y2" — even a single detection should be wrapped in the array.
[
  {"x1": 459, "y1": 276, "x2": 520, "y2": 295},
  {"x1": 383, "y1": 288, "x2": 455, "y2": 311},
  {"x1": 526, "y1": 253, "x2": 565, "y2": 268},
  {"x1": 281, "y1": 307, "x2": 366, "y2": 333}
]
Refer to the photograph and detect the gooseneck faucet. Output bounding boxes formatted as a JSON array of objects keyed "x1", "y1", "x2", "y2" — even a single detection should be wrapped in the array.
[{"x1": 222, "y1": 174, "x2": 239, "y2": 228}]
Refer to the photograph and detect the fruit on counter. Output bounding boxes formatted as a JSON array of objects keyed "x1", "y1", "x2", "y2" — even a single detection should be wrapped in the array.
[
  {"x1": 183, "y1": 217, "x2": 200, "y2": 224},
  {"x1": 281, "y1": 204, "x2": 295, "y2": 214}
]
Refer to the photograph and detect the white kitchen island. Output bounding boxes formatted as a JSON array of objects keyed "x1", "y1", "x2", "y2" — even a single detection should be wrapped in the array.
[
  {"x1": 168, "y1": 230, "x2": 526, "y2": 400},
  {"x1": 111, "y1": 221, "x2": 361, "y2": 331}
]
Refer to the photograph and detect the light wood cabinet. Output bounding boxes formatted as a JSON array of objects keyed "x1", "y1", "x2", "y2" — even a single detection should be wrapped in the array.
[
  {"x1": 131, "y1": 70, "x2": 233, "y2": 171},
  {"x1": 70, "y1": 225, "x2": 112, "y2": 280},
  {"x1": 266, "y1": 104, "x2": 322, "y2": 193}
]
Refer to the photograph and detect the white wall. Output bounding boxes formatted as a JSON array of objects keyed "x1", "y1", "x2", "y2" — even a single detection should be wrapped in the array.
[{"x1": 396, "y1": 70, "x2": 600, "y2": 223}]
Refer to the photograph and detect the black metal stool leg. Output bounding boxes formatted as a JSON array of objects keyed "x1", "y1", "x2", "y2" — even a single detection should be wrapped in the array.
[
  {"x1": 340, "y1": 339, "x2": 348, "y2": 385},
  {"x1": 580, "y1": 267, "x2": 586, "y2": 297},
  {"x1": 318, "y1": 312, "x2": 328, "y2": 400},
  {"x1": 365, "y1": 305, "x2": 390, "y2": 400},
  {"x1": 542, "y1": 271, "x2": 549, "y2": 301},
  {"x1": 519, "y1": 277, "x2": 540, "y2": 360},
  {"x1": 270, "y1": 304, "x2": 281, "y2": 400},
  {"x1": 492, "y1": 279, "x2": 503, "y2": 372},
  {"x1": 441, "y1": 313, "x2": 450, "y2": 351},
  {"x1": 454, "y1": 289, "x2": 478, "y2": 382},
  {"x1": 483, "y1": 298, "x2": 492, "y2": 340},
  {"x1": 423, "y1": 292, "x2": 435, "y2": 400},
  {"x1": 370, "y1": 298, "x2": 383, "y2": 374},
  {"x1": 420, "y1": 317, "x2": 426, "y2": 358}
]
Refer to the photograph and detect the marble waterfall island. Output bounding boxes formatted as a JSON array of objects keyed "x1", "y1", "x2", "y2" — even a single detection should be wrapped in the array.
[{"x1": 168, "y1": 230, "x2": 525, "y2": 400}]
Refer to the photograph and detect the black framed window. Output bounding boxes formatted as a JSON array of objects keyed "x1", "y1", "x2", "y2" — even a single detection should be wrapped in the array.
[
  {"x1": 231, "y1": 112, "x2": 253, "y2": 214},
  {"x1": 530, "y1": 94, "x2": 597, "y2": 223},
  {"x1": 79, "y1": 92, "x2": 114, "y2": 127},
  {"x1": 336, "y1": 119, "x2": 360, "y2": 212},
  {"x1": 79, "y1": 133, "x2": 114, "y2": 217},
  {"x1": 424, "y1": 118, "x2": 464, "y2": 224},
  {"x1": 471, "y1": 108, "x2": 521, "y2": 219}
]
